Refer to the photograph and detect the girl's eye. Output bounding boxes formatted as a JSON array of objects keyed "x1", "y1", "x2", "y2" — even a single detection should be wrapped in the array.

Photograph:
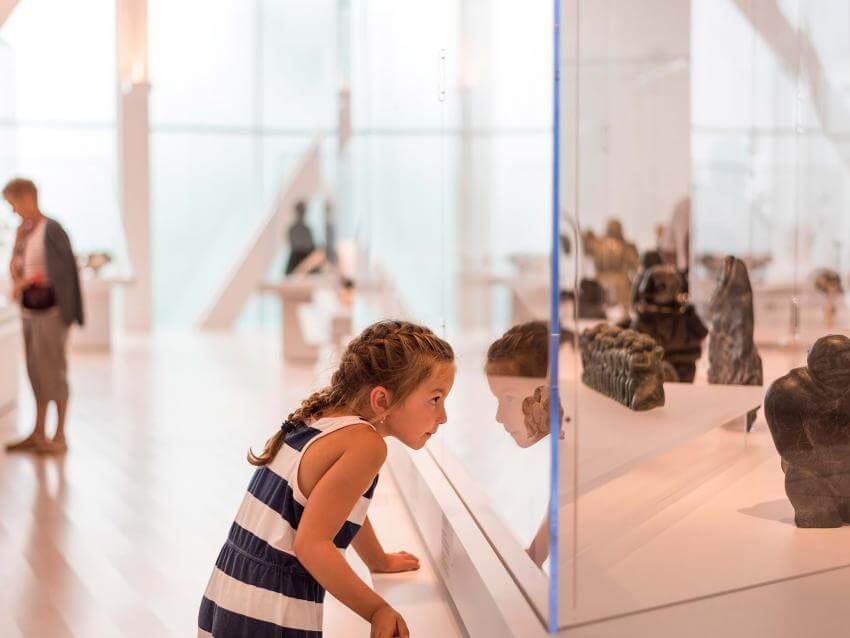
[{"x1": 431, "y1": 396, "x2": 441, "y2": 404}]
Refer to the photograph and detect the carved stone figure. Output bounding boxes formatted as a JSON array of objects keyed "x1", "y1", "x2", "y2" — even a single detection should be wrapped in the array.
[
  {"x1": 580, "y1": 323, "x2": 665, "y2": 410},
  {"x1": 814, "y1": 269, "x2": 844, "y2": 329},
  {"x1": 631, "y1": 250, "x2": 665, "y2": 307},
  {"x1": 708, "y1": 256, "x2": 763, "y2": 430},
  {"x1": 561, "y1": 278, "x2": 607, "y2": 319},
  {"x1": 583, "y1": 219, "x2": 640, "y2": 312},
  {"x1": 764, "y1": 335, "x2": 850, "y2": 528},
  {"x1": 630, "y1": 265, "x2": 708, "y2": 383}
]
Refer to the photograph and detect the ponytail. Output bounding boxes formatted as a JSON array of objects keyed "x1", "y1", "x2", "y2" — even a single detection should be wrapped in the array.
[{"x1": 247, "y1": 387, "x2": 339, "y2": 466}]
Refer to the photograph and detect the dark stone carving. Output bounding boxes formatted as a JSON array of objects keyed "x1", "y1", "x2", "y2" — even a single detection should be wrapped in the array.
[
  {"x1": 708, "y1": 256, "x2": 763, "y2": 430},
  {"x1": 630, "y1": 250, "x2": 665, "y2": 307},
  {"x1": 764, "y1": 335, "x2": 850, "y2": 528},
  {"x1": 582, "y1": 219, "x2": 640, "y2": 312},
  {"x1": 580, "y1": 323, "x2": 665, "y2": 411},
  {"x1": 630, "y1": 265, "x2": 708, "y2": 383},
  {"x1": 561, "y1": 278, "x2": 608, "y2": 319}
]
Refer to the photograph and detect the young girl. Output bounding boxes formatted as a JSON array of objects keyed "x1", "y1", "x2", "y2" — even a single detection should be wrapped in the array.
[{"x1": 199, "y1": 320, "x2": 455, "y2": 638}]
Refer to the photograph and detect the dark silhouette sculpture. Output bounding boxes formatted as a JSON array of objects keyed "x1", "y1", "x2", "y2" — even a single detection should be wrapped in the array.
[
  {"x1": 580, "y1": 323, "x2": 665, "y2": 411},
  {"x1": 765, "y1": 335, "x2": 850, "y2": 528},
  {"x1": 708, "y1": 256, "x2": 764, "y2": 430},
  {"x1": 630, "y1": 265, "x2": 708, "y2": 383}
]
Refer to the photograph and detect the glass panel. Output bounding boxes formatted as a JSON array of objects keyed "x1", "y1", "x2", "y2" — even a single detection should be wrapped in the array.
[
  {"x1": 0, "y1": 38, "x2": 14, "y2": 279},
  {"x1": 557, "y1": 0, "x2": 850, "y2": 629},
  {"x1": 0, "y1": 0, "x2": 121, "y2": 268},
  {"x1": 149, "y1": 1, "x2": 338, "y2": 328},
  {"x1": 346, "y1": 0, "x2": 558, "y2": 627}
]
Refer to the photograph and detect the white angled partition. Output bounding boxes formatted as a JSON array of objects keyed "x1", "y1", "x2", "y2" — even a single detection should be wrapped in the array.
[{"x1": 199, "y1": 140, "x2": 321, "y2": 331}]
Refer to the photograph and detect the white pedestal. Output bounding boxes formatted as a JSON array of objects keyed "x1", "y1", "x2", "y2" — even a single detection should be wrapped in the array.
[
  {"x1": 72, "y1": 277, "x2": 124, "y2": 351},
  {"x1": 0, "y1": 304, "x2": 21, "y2": 416},
  {"x1": 261, "y1": 276, "x2": 336, "y2": 364}
]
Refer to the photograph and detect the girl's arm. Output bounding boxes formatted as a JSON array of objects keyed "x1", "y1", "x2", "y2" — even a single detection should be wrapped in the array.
[
  {"x1": 353, "y1": 517, "x2": 420, "y2": 574},
  {"x1": 293, "y1": 431, "x2": 402, "y2": 628}
]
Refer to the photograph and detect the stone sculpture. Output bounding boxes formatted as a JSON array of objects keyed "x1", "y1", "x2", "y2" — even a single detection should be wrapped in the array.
[
  {"x1": 580, "y1": 323, "x2": 665, "y2": 411},
  {"x1": 708, "y1": 256, "x2": 763, "y2": 430},
  {"x1": 630, "y1": 265, "x2": 708, "y2": 383},
  {"x1": 561, "y1": 278, "x2": 607, "y2": 320},
  {"x1": 631, "y1": 249, "x2": 665, "y2": 307},
  {"x1": 764, "y1": 334, "x2": 850, "y2": 528},
  {"x1": 582, "y1": 219, "x2": 640, "y2": 312},
  {"x1": 814, "y1": 269, "x2": 844, "y2": 329}
]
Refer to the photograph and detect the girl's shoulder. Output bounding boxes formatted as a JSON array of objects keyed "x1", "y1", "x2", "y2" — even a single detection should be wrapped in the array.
[{"x1": 310, "y1": 417, "x2": 386, "y2": 460}]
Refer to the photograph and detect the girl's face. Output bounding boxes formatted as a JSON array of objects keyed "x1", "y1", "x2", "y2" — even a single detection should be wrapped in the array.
[{"x1": 387, "y1": 362, "x2": 456, "y2": 450}]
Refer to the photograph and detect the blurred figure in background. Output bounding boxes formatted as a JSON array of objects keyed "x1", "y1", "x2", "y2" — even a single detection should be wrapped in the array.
[
  {"x1": 284, "y1": 200, "x2": 316, "y2": 276},
  {"x1": 4, "y1": 178, "x2": 83, "y2": 454}
]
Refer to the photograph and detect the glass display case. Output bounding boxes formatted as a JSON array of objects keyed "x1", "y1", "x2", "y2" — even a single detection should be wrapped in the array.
[
  {"x1": 343, "y1": 0, "x2": 850, "y2": 633},
  {"x1": 554, "y1": 0, "x2": 850, "y2": 631}
]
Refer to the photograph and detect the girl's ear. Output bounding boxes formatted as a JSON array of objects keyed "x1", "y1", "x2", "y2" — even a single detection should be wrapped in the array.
[{"x1": 369, "y1": 386, "x2": 392, "y2": 416}]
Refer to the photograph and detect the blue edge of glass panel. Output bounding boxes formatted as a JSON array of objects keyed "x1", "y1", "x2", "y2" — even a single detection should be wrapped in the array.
[{"x1": 549, "y1": 0, "x2": 561, "y2": 633}]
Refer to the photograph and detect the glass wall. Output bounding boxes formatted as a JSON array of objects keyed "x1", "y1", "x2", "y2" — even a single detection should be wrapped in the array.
[
  {"x1": 346, "y1": 0, "x2": 561, "y2": 627},
  {"x1": 0, "y1": 37, "x2": 15, "y2": 278},
  {"x1": 555, "y1": 0, "x2": 850, "y2": 630},
  {"x1": 148, "y1": 0, "x2": 337, "y2": 328},
  {"x1": 0, "y1": 0, "x2": 121, "y2": 263}
]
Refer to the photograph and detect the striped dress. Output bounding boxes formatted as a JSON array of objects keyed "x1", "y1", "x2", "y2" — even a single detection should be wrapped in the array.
[{"x1": 199, "y1": 416, "x2": 379, "y2": 637}]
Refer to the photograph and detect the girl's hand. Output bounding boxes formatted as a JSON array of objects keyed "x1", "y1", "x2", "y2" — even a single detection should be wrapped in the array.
[
  {"x1": 370, "y1": 604, "x2": 410, "y2": 638},
  {"x1": 371, "y1": 551, "x2": 420, "y2": 574}
]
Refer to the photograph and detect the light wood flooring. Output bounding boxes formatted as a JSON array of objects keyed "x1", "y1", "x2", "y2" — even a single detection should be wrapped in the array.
[{"x1": 0, "y1": 332, "x2": 462, "y2": 638}]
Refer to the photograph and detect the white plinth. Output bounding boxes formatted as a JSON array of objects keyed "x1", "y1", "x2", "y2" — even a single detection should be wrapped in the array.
[
  {"x1": 562, "y1": 381, "x2": 764, "y2": 498},
  {"x1": 261, "y1": 275, "x2": 335, "y2": 364},
  {"x1": 0, "y1": 304, "x2": 21, "y2": 416},
  {"x1": 72, "y1": 277, "x2": 126, "y2": 351}
]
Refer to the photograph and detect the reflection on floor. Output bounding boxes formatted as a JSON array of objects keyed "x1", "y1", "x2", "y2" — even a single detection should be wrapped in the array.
[{"x1": 0, "y1": 332, "x2": 462, "y2": 638}]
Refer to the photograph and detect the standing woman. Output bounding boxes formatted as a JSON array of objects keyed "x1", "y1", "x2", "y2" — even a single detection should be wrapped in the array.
[{"x1": 3, "y1": 178, "x2": 84, "y2": 454}]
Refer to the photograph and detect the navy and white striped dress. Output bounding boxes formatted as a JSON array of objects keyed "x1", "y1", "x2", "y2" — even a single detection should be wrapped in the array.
[{"x1": 199, "y1": 416, "x2": 379, "y2": 638}]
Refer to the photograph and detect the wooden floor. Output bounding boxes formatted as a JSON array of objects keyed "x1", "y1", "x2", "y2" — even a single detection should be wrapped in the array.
[{"x1": 0, "y1": 332, "x2": 462, "y2": 638}]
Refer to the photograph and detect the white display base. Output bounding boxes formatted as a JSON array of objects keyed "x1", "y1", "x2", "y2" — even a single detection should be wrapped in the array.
[
  {"x1": 560, "y1": 381, "x2": 764, "y2": 498},
  {"x1": 71, "y1": 277, "x2": 118, "y2": 351},
  {"x1": 261, "y1": 276, "x2": 338, "y2": 364},
  {"x1": 557, "y1": 426, "x2": 850, "y2": 628},
  {"x1": 0, "y1": 304, "x2": 21, "y2": 416}
]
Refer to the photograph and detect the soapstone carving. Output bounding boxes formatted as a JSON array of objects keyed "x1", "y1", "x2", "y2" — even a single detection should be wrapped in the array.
[
  {"x1": 764, "y1": 334, "x2": 850, "y2": 528},
  {"x1": 580, "y1": 323, "x2": 665, "y2": 411},
  {"x1": 630, "y1": 265, "x2": 708, "y2": 383},
  {"x1": 582, "y1": 219, "x2": 640, "y2": 312},
  {"x1": 708, "y1": 256, "x2": 763, "y2": 430},
  {"x1": 561, "y1": 278, "x2": 608, "y2": 320}
]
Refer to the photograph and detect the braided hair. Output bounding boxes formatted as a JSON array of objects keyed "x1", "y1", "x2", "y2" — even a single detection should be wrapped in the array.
[{"x1": 248, "y1": 320, "x2": 454, "y2": 466}]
